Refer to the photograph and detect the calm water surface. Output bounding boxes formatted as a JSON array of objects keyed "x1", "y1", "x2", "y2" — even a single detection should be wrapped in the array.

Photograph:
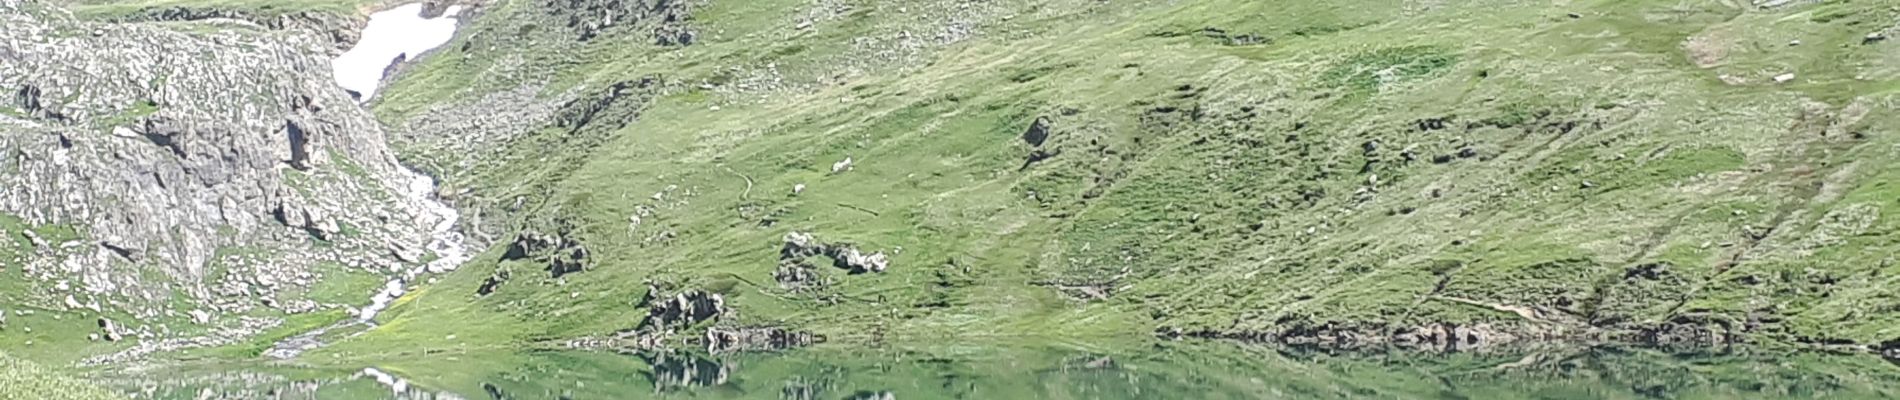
[{"x1": 94, "y1": 342, "x2": 1900, "y2": 399}]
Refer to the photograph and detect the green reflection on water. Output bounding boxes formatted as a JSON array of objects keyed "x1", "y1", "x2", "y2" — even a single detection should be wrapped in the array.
[{"x1": 99, "y1": 341, "x2": 1900, "y2": 399}]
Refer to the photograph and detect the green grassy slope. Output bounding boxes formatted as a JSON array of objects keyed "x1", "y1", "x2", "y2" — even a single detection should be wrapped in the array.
[
  {"x1": 311, "y1": 0, "x2": 1900, "y2": 355},
  {"x1": 0, "y1": 352, "x2": 127, "y2": 400}
]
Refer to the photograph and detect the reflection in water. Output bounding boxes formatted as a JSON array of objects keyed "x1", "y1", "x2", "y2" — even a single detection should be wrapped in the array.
[
  {"x1": 641, "y1": 352, "x2": 733, "y2": 392},
  {"x1": 359, "y1": 367, "x2": 466, "y2": 400},
  {"x1": 96, "y1": 342, "x2": 1900, "y2": 399},
  {"x1": 779, "y1": 377, "x2": 824, "y2": 400},
  {"x1": 843, "y1": 391, "x2": 896, "y2": 400}
]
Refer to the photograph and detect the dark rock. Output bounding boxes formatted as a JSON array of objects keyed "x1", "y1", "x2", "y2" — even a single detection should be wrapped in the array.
[
  {"x1": 550, "y1": 246, "x2": 588, "y2": 277},
  {"x1": 641, "y1": 289, "x2": 725, "y2": 331},
  {"x1": 1021, "y1": 149, "x2": 1056, "y2": 170},
  {"x1": 14, "y1": 84, "x2": 41, "y2": 115},
  {"x1": 1198, "y1": 26, "x2": 1267, "y2": 46},
  {"x1": 1023, "y1": 116, "x2": 1053, "y2": 147},
  {"x1": 418, "y1": 2, "x2": 453, "y2": 18},
  {"x1": 477, "y1": 269, "x2": 510, "y2": 296},
  {"x1": 379, "y1": 53, "x2": 409, "y2": 82},
  {"x1": 1623, "y1": 262, "x2": 1671, "y2": 280},
  {"x1": 284, "y1": 119, "x2": 312, "y2": 169},
  {"x1": 100, "y1": 241, "x2": 141, "y2": 262},
  {"x1": 140, "y1": 116, "x2": 187, "y2": 157},
  {"x1": 552, "y1": 78, "x2": 655, "y2": 133},
  {"x1": 481, "y1": 383, "x2": 509, "y2": 400},
  {"x1": 97, "y1": 318, "x2": 123, "y2": 342},
  {"x1": 500, "y1": 228, "x2": 590, "y2": 278},
  {"x1": 659, "y1": 28, "x2": 696, "y2": 46},
  {"x1": 772, "y1": 262, "x2": 820, "y2": 291}
]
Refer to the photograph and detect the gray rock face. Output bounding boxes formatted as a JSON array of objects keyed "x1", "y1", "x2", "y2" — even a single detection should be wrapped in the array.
[{"x1": 0, "y1": 0, "x2": 445, "y2": 356}]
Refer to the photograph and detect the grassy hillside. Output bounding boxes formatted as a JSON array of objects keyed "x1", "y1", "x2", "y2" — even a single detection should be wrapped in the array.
[
  {"x1": 0, "y1": 352, "x2": 127, "y2": 400},
  {"x1": 315, "y1": 0, "x2": 1900, "y2": 356}
]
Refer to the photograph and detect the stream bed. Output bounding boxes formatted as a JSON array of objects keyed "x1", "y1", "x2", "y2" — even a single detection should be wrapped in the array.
[{"x1": 261, "y1": 3, "x2": 470, "y2": 360}]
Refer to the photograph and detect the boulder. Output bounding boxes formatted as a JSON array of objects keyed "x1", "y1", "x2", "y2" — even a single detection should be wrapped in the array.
[
  {"x1": 780, "y1": 231, "x2": 892, "y2": 274},
  {"x1": 97, "y1": 317, "x2": 123, "y2": 342},
  {"x1": 500, "y1": 229, "x2": 590, "y2": 278},
  {"x1": 641, "y1": 289, "x2": 726, "y2": 331}
]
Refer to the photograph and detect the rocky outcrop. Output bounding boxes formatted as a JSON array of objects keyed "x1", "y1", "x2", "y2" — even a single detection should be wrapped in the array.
[
  {"x1": 476, "y1": 268, "x2": 509, "y2": 296},
  {"x1": 639, "y1": 288, "x2": 725, "y2": 331},
  {"x1": 551, "y1": 78, "x2": 656, "y2": 133},
  {"x1": 379, "y1": 53, "x2": 408, "y2": 83},
  {"x1": 780, "y1": 231, "x2": 890, "y2": 274},
  {"x1": 773, "y1": 232, "x2": 889, "y2": 291},
  {"x1": 499, "y1": 228, "x2": 588, "y2": 278},
  {"x1": 0, "y1": 0, "x2": 448, "y2": 357},
  {"x1": 544, "y1": 0, "x2": 700, "y2": 44},
  {"x1": 1022, "y1": 116, "x2": 1053, "y2": 147},
  {"x1": 270, "y1": 189, "x2": 342, "y2": 240},
  {"x1": 771, "y1": 262, "x2": 822, "y2": 291},
  {"x1": 96, "y1": 317, "x2": 124, "y2": 342},
  {"x1": 1018, "y1": 115, "x2": 1067, "y2": 170}
]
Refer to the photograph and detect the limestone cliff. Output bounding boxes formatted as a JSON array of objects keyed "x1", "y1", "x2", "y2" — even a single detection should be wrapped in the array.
[{"x1": 0, "y1": 0, "x2": 439, "y2": 354}]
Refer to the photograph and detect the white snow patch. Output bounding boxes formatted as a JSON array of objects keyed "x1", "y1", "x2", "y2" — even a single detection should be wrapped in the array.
[{"x1": 330, "y1": 4, "x2": 463, "y2": 101}]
